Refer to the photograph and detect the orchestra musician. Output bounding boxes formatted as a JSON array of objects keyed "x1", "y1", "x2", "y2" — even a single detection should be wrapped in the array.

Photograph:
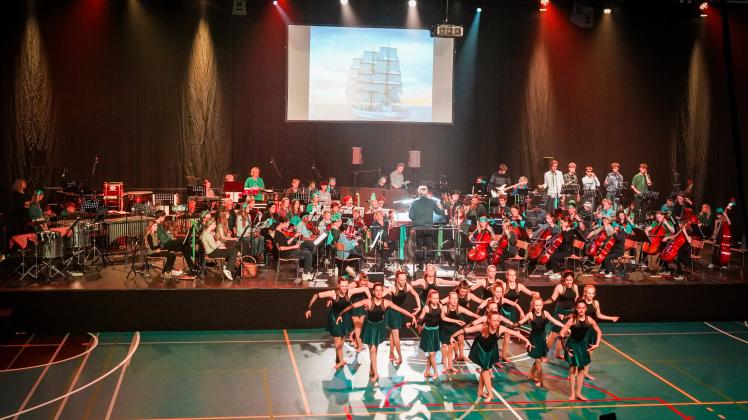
[
  {"x1": 291, "y1": 199, "x2": 303, "y2": 217},
  {"x1": 545, "y1": 216, "x2": 575, "y2": 279},
  {"x1": 153, "y1": 210, "x2": 197, "y2": 273},
  {"x1": 144, "y1": 221, "x2": 184, "y2": 278},
  {"x1": 409, "y1": 185, "x2": 446, "y2": 269},
  {"x1": 8, "y1": 179, "x2": 31, "y2": 240},
  {"x1": 465, "y1": 195, "x2": 487, "y2": 224},
  {"x1": 273, "y1": 216, "x2": 314, "y2": 280},
  {"x1": 671, "y1": 193, "x2": 693, "y2": 222},
  {"x1": 317, "y1": 182, "x2": 332, "y2": 206},
  {"x1": 306, "y1": 193, "x2": 322, "y2": 216},
  {"x1": 697, "y1": 203, "x2": 714, "y2": 236},
  {"x1": 236, "y1": 202, "x2": 263, "y2": 259},
  {"x1": 203, "y1": 179, "x2": 216, "y2": 199},
  {"x1": 663, "y1": 217, "x2": 693, "y2": 280},
  {"x1": 489, "y1": 163, "x2": 512, "y2": 193},
  {"x1": 539, "y1": 160, "x2": 564, "y2": 211},
  {"x1": 284, "y1": 178, "x2": 303, "y2": 199},
  {"x1": 318, "y1": 210, "x2": 333, "y2": 232},
  {"x1": 28, "y1": 189, "x2": 49, "y2": 232},
  {"x1": 340, "y1": 196, "x2": 355, "y2": 214},
  {"x1": 496, "y1": 219, "x2": 518, "y2": 271},
  {"x1": 581, "y1": 166, "x2": 600, "y2": 209},
  {"x1": 278, "y1": 197, "x2": 293, "y2": 220},
  {"x1": 369, "y1": 210, "x2": 391, "y2": 267},
  {"x1": 511, "y1": 176, "x2": 530, "y2": 207},
  {"x1": 328, "y1": 177, "x2": 340, "y2": 200},
  {"x1": 337, "y1": 223, "x2": 365, "y2": 263},
  {"x1": 374, "y1": 176, "x2": 388, "y2": 188},
  {"x1": 216, "y1": 209, "x2": 237, "y2": 249},
  {"x1": 389, "y1": 163, "x2": 409, "y2": 190},
  {"x1": 708, "y1": 206, "x2": 731, "y2": 269},
  {"x1": 243, "y1": 166, "x2": 265, "y2": 201},
  {"x1": 495, "y1": 195, "x2": 510, "y2": 219},
  {"x1": 604, "y1": 162, "x2": 624, "y2": 207},
  {"x1": 305, "y1": 180, "x2": 317, "y2": 202},
  {"x1": 630, "y1": 163, "x2": 652, "y2": 220},
  {"x1": 566, "y1": 200, "x2": 587, "y2": 234},
  {"x1": 563, "y1": 162, "x2": 580, "y2": 205},
  {"x1": 644, "y1": 211, "x2": 675, "y2": 269}
]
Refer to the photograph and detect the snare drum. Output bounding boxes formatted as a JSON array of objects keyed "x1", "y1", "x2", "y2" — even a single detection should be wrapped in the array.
[
  {"x1": 69, "y1": 224, "x2": 91, "y2": 248},
  {"x1": 37, "y1": 231, "x2": 63, "y2": 259}
]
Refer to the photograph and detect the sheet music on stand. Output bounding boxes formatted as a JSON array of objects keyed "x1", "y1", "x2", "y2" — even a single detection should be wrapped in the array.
[
  {"x1": 561, "y1": 184, "x2": 580, "y2": 195},
  {"x1": 313, "y1": 231, "x2": 328, "y2": 246}
]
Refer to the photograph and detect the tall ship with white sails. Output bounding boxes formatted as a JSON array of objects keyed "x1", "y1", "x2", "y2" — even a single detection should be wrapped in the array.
[{"x1": 346, "y1": 46, "x2": 410, "y2": 120}]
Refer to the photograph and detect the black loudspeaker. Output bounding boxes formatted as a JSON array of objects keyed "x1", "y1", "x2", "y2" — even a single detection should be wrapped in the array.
[
  {"x1": 0, "y1": 308, "x2": 13, "y2": 343},
  {"x1": 599, "y1": 413, "x2": 617, "y2": 420}
]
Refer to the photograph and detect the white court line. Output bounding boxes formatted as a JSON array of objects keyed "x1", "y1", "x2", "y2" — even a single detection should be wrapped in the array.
[
  {"x1": 54, "y1": 334, "x2": 99, "y2": 420},
  {"x1": 0, "y1": 333, "x2": 99, "y2": 373},
  {"x1": 13, "y1": 334, "x2": 69, "y2": 420},
  {"x1": 462, "y1": 361, "x2": 522, "y2": 420},
  {"x1": 104, "y1": 333, "x2": 139, "y2": 420},
  {"x1": 4, "y1": 334, "x2": 35, "y2": 370},
  {"x1": 0, "y1": 332, "x2": 140, "y2": 420},
  {"x1": 704, "y1": 322, "x2": 748, "y2": 345}
]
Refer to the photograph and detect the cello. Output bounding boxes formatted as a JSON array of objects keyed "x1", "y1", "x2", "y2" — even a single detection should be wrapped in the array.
[
  {"x1": 715, "y1": 199, "x2": 736, "y2": 267},
  {"x1": 660, "y1": 209, "x2": 697, "y2": 263},
  {"x1": 594, "y1": 232, "x2": 619, "y2": 265},
  {"x1": 642, "y1": 222, "x2": 666, "y2": 255},
  {"x1": 586, "y1": 230, "x2": 608, "y2": 257},
  {"x1": 537, "y1": 232, "x2": 564, "y2": 265},
  {"x1": 468, "y1": 229, "x2": 492, "y2": 263},
  {"x1": 528, "y1": 226, "x2": 552, "y2": 260}
]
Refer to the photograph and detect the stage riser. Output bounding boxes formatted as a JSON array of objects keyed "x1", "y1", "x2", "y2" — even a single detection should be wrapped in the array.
[{"x1": 1, "y1": 284, "x2": 747, "y2": 333}]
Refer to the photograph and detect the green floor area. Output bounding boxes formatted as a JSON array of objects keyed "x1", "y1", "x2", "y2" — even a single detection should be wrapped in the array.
[{"x1": 1, "y1": 322, "x2": 747, "y2": 419}]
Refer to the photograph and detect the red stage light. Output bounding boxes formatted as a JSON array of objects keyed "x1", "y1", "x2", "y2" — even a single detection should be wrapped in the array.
[
  {"x1": 699, "y1": 2, "x2": 708, "y2": 11},
  {"x1": 539, "y1": 0, "x2": 549, "y2": 12}
]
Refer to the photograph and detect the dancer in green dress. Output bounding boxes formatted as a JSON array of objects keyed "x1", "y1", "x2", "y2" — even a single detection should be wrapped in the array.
[
  {"x1": 582, "y1": 284, "x2": 619, "y2": 380},
  {"x1": 348, "y1": 273, "x2": 372, "y2": 352},
  {"x1": 543, "y1": 270, "x2": 579, "y2": 359},
  {"x1": 383, "y1": 270, "x2": 421, "y2": 366},
  {"x1": 501, "y1": 269, "x2": 538, "y2": 362},
  {"x1": 305, "y1": 277, "x2": 371, "y2": 369},
  {"x1": 416, "y1": 289, "x2": 464, "y2": 380},
  {"x1": 440, "y1": 291, "x2": 480, "y2": 374},
  {"x1": 441, "y1": 281, "x2": 485, "y2": 362},
  {"x1": 337, "y1": 283, "x2": 415, "y2": 383},
  {"x1": 514, "y1": 297, "x2": 565, "y2": 387},
  {"x1": 450, "y1": 311, "x2": 532, "y2": 401},
  {"x1": 559, "y1": 299, "x2": 602, "y2": 400}
]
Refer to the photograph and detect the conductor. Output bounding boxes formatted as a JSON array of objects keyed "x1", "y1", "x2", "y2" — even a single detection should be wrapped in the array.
[{"x1": 409, "y1": 185, "x2": 445, "y2": 269}]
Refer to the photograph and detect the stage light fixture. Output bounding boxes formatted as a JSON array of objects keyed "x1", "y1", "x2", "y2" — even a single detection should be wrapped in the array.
[
  {"x1": 477, "y1": 7, "x2": 482, "y2": 12},
  {"x1": 272, "y1": 0, "x2": 277, "y2": 5},
  {"x1": 603, "y1": 7, "x2": 611, "y2": 14},
  {"x1": 539, "y1": 0, "x2": 549, "y2": 12},
  {"x1": 699, "y1": 1, "x2": 708, "y2": 17},
  {"x1": 408, "y1": 0, "x2": 416, "y2": 8},
  {"x1": 340, "y1": 0, "x2": 348, "y2": 4}
]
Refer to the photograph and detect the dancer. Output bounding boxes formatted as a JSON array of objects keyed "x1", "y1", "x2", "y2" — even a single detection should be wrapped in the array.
[
  {"x1": 500, "y1": 269, "x2": 538, "y2": 362},
  {"x1": 543, "y1": 270, "x2": 579, "y2": 359},
  {"x1": 412, "y1": 263, "x2": 460, "y2": 304},
  {"x1": 450, "y1": 311, "x2": 532, "y2": 401},
  {"x1": 477, "y1": 283, "x2": 525, "y2": 320},
  {"x1": 348, "y1": 273, "x2": 372, "y2": 352},
  {"x1": 559, "y1": 300, "x2": 602, "y2": 400},
  {"x1": 417, "y1": 289, "x2": 464, "y2": 379},
  {"x1": 581, "y1": 284, "x2": 619, "y2": 380},
  {"x1": 336, "y1": 283, "x2": 416, "y2": 383},
  {"x1": 304, "y1": 277, "x2": 371, "y2": 369},
  {"x1": 470, "y1": 265, "x2": 505, "y2": 300},
  {"x1": 440, "y1": 291, "x2": 480, "y2": 374},
  {"x1": 514, "y1": 297, "x2": 565, "y2": 387},
  {"x1": 442, "y1": 281, "x2": 484, "y2": 361},
  {"x1": 383, "y1": 270, "x2": 421, "y2": 366}
]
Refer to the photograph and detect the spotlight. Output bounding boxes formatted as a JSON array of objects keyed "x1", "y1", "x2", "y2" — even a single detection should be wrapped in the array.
[
  {"x1": 272, "y1": 0, "x2": 277, "y2": 4},
  {"x1": 340, "y1": 0, "x2": 348, "y2": 4},
  {"x1": 539, "y1": 0, "x2": 549, "y2": 12},
  {"x1": 699, "y1": 1, "x2": 708, "y2": 17},
  {"x1": 603, "y1": 7, "x2": 611, "y2": 14},
  {"x1": 477, "y1": 7, "x2": 482, "y2": 13},
  {"x1": 408, "y1": 0, "x2": 416, "y2": 7}
]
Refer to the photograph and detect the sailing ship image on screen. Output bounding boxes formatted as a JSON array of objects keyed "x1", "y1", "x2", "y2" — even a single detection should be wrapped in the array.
[{"x1": 346, "y1": 47, "x2": 410, "y2": 121}]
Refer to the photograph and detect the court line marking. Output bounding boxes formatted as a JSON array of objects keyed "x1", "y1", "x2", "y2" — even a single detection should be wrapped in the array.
[
  {"x1": 463, "y1": 360, "x2": 522, "y2": 419},
  {"x1": 4, "y1": 334, "x2": 35, "y2": 370},
  {"x1": 13, "y1": 334, "x2": 69, "y2": 420},
  {"x1": 104, "y1": 333, "x2": 139, "y2": 420},
  {"x1": 53, "y1": 334, "x2": 99, "y2": 420},
  {"x1": 705, "y1": 322, "x2": 748, "y2": 345},
  {"x1": 137, "y1": 400, "x2": 748, "y2": 419},
  {"x1": 0, "y1": 333, "x2": 99, "y2": 373},
  {"x1": 0, "y1": 332, "x2": 140, "y2": 420},
  {"x1": 283, "y1": 329, "x2": 311, "y2": 415},
  {"x1": 602, "y1": 338, "x2": 701, "y2": 403}
]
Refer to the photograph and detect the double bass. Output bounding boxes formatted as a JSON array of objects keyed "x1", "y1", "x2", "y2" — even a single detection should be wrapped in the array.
[
  {"x1": 660, "y1": 209, "x2": 698, "y2": 263},
  {"x1": 468, "y1": 229, "x2": 492, "y2": 263},
  {"x1": 715, "y1": 199, "x2": 736, "y2": 267}
]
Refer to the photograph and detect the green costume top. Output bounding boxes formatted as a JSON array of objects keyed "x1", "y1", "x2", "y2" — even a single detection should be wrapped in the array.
[
  {"x1": 631, "y1": 173, "x2": 649, "y2": 195},
  {"x1": 243, "y1": 177, "x2": 265, "y2": 201}
]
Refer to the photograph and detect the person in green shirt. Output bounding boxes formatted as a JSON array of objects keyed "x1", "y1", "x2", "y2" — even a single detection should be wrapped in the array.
[
  {"x1": 243, "y1": 166, "x2": 265, "y2": 201},
  {"x1": 630, "y1": 163, "x2": 652, "y2": 223},
  {"x1": 28, "y1": 190, "x2": 48, "y2": 232}
]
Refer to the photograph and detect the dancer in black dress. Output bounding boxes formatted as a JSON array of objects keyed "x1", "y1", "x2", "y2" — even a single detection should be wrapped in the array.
[
  {"x1": 450, "y1": 311, "x2": 532, "y2": 401},
  {"x1": 582, "y1": 284, "x2": 619, "y2": 380},
  {"x1": 412, "y1": 263, "x2": 460, "y2": 305},
  {"x1": 337, "y1": 283, "x2": 416, "y2": 383},
  {"x1": 439, "y1": 291, "x2": 480, "y2": 374},
  {"x1": 500, "y1": 269, "x2": 538, "y2": 362},
  {"x1": 416, "y1": 289, "x2": 464, "y2": 380},
  {"x1": 441, "y1": 281, "x2": 484, "y2": 362},
  {"x1": 305, "y1": 278, "x2": 371, "y2": 369},
  {"x1": 470, "y1": 265, "x2": 504, "y2": 300},
  {"x1": 559, "y1": 300, "x2": 602, "y2": 400}
]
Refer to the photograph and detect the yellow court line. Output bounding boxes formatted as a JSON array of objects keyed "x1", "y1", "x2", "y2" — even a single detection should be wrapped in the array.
[
  {"x1": 282, "y1": 330, "x2": 311, "y2": 415},
  {"x1": 602, "y1": 338, "x2": 701, "y2": 403}
]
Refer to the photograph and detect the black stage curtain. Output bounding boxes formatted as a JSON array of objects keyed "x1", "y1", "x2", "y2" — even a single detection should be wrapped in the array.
[{"x1": 1, "y1": 0, "x2": 746, "y2": 233}]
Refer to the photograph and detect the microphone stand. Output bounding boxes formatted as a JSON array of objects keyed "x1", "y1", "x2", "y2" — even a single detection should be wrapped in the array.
[
  {"x1": 270, "y1": 156, "x2": 282, "y2": 182},
  {"x1": 312, "y1": 161, "x2": 323, "y2": 181}
]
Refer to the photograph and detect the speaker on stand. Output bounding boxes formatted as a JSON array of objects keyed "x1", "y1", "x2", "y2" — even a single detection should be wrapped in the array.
[{"x1": 408, "y1": 150, "x2": 421, "y2": 190}]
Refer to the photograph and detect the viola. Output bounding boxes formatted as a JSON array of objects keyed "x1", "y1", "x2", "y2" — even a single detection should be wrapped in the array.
[
  {"x1": 716, "y1": 199, "x2": 736, "y2": 267},
  {"x1": 586, "y1": 230, "x2": 608, "y2": 257},
  {"x1": 594, "y1": 233, "x2": 618, "y2": 265},
  {"x1": 642, "y1": 223, "x2": 666, "y2": 255},
  {"x1": 468, "y1": 230, "x2": 492, "y2": 262},
  {"x1": 528, "y1": 226, "x2": 552, "y2": 260},
  {"x1": 537, "y1": 232, "x2": 564, "y2": 265}
]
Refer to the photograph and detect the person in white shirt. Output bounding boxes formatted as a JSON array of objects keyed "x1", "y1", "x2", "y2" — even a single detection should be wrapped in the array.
[
  {"x1": 539, "y1": 159, "x2": 564, "y2": 211},
  {"x1": 581, "y1": 166, "x2": 601, "y2": 209}
]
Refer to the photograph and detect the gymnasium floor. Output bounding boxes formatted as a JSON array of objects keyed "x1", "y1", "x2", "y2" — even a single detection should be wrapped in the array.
[{"x1": 1, "y1": 322, "x2": 747, "y2": 419}]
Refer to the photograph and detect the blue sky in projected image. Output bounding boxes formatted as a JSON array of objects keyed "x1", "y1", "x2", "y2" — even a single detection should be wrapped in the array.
[{"x1": 309, "y1": 26, "x2": 433, "y2": 106}]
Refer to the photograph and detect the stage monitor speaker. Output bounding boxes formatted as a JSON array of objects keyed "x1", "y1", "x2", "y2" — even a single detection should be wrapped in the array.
[
  {"x1": 599, "y1": 413, "x2": 617, "y2": 420},
  {"x1": 352, "y1": 147, "x2": 363, "y2": 165},
  {"x1": 408, "y1": 150, "x2": 421, "y2": 168}
]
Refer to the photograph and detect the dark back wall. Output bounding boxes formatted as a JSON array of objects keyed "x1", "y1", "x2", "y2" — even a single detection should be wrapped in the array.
[{"x1": 1, "y1": 0, "x2": 746, "y2": 232}]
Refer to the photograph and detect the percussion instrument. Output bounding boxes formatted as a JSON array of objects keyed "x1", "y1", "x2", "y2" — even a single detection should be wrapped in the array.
[
  {"x1": 124, "y1": 191, "x2": 153, "y2": 212},
  {"x1": 69, "y1": 223, "x2": 93, "y2": 248},
  {"x1": 103, "y1": 182, "x2": 124, "y2": 210},
  {"x1": 37, "y1": 231, "x2": 63, "y2": 259}
]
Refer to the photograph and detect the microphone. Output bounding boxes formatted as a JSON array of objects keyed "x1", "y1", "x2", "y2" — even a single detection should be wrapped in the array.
[
  {"x1": 95, "y1": 156, "x2": 99, "y2": 163},
  {"x1": 270, "y1": 156, "x2": 275, "y2": 165}
]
